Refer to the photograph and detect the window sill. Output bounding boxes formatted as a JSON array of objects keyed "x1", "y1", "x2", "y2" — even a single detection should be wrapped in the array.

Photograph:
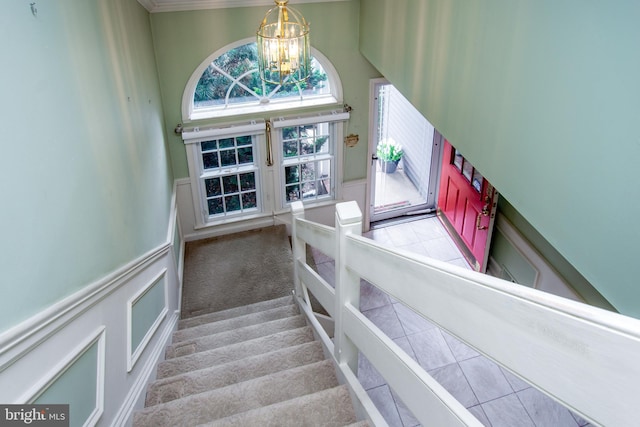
[
  {"x1": 194, "y1": 211, "x2": 274, "y2": 231},
  {"x1": 189, "y1": 96, "x2": 340, "y2": 122}
]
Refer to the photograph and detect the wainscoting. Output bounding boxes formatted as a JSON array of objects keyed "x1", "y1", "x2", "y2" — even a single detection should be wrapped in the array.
[
  {"x1": 0, "y1": 189, "x2": 184, "y2": 427},
  {"x1": 176, "y1": 177, "x2": 369, "y2": 241}
]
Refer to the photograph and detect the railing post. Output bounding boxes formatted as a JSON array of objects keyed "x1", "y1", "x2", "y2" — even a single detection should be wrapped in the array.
[
  {"x1": 334, "y1": 201, "x2": 362, "y2": 374},
  {"x1": 290, "y1": 201, "x2": 307, "y2": 303}
]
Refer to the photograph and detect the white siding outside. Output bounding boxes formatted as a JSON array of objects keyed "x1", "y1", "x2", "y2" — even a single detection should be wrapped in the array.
[{"x1": 379, "y1": 85, "x2": 435, "y2": 201}]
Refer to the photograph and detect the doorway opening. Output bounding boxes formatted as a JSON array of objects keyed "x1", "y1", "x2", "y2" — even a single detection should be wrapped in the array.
[{"x1": 369, "y1": 81, "x2": 442, "y2": 224}]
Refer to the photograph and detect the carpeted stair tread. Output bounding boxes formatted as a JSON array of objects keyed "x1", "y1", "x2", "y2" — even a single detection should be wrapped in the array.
[
  {"x1": 157, "y1": 326, "x2": 314, "y2": 379},
  {"x1": 198, "y1": 385, "x2": 358, "y2": 427},
  {"x1": 178, "y1": 295, "x2": 294, "y2": 330},
  {"x1": 166, "y1": 315, "x2": 307, "y2": 359},
  {"x1": 146, "y1": 341, "x2": 325, "y2": 406},
  {"x1": 133, "y1": 360, "x2": 338, "y2": 427},
  {"x1": 172, "y1": 304, "x2": 299, "y2": 343}
]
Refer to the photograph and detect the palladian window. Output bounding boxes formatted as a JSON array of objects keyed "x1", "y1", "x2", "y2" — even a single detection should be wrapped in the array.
[
  {"x1": 182, "y1": 40, "x2": 342, "y2": 121},
  {"x1": 181, "y1": 39, "x2": 346, "y2": 227}
]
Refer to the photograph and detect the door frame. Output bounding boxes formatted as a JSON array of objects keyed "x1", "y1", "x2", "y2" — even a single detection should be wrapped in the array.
[{"x1": 365, "y1": 78, "x2": 443, "y2": 228}]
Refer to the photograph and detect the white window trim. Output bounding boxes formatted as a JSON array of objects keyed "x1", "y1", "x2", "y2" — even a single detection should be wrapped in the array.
[
  {"x1": 271, "y1": 109, "x2": 349, "y2": 212},
  {"x1": 183, "y1": 119, "x2": 271, "y2": 228},
  {"x1": 181, "y1": 38, "x2": 343, "y2": 122}
]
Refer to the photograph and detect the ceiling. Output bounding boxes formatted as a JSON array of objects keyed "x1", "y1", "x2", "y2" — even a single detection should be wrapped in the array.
[{"x1": 136, "y1": 0, "x2": 348, "y2": 13}]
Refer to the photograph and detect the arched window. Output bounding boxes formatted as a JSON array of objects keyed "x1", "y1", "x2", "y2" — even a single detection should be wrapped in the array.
[{"x1": 182, "y1": 39, "x2": 343, "y2": 121}]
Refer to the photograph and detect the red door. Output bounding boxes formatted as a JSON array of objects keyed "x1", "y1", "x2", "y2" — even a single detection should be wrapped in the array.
[{"x1": 437, "y1": 140, "x2": 497, "y2": 271}]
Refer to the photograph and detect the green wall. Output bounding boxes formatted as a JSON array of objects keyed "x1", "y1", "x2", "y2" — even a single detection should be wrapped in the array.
[
  {"x1": 0, "y1": 0, "x2": 173, "y2": 332},
  {"x1": 150, "y1": 1, "x2": 381, "y2": 182},
  {"x1": 359, "y1": 0, "x2": 640, "y2": 317}
]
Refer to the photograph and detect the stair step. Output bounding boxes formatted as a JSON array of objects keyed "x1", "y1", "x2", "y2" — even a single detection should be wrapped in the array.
[
  {"x1": 172, "y1": 304, "x2": 299, "y2": 343},
  {"x1": 157, "y1": 326, "x2": 314, "y2": 379},
  {"x1": 165, "y1": 315, "x2": 306, "y2": 359},
  {"x1": 200, "y1": 385, "x2": 357, "y2": 427},
  {"x1": 146, "y1": 341, "x2": 325, "y2": 406},
  {"x1": 179, "y1": 295, "x2": 294, "y2": 330},
  {"x1": 133, "y1": 360, "x2": 338, "y2": 427}
]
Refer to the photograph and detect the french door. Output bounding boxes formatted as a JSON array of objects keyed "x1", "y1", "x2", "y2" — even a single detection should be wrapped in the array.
[
  {"x1": 183, "y1": 111, "x2": 348, "y2": 229},
  {"x1": 437, "y1": 140, "x2": 498, "y2": 272}
]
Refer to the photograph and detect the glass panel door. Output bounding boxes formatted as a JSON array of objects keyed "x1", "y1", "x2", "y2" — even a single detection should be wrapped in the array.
[{"x1": 370, "y1": 82, "x2": 441, "y2": 222}]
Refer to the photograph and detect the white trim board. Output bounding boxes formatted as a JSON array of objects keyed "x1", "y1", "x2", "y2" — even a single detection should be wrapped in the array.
[
  {"x1": 127, "y1": 269, "x2": 169, "y2": 372},
  {"x1": 138, "y1": 0, "x2": 350, "y2": 13},
  {"x1": 493, "y1": 214, "x2": 582, "y2": 302},
  {"x1": 0, "y1": 244, "x2": 170, "y2": 372},
  {"x1": 20, "y1": 326, "x2": 106, "y2": 424},
  {"x1": 112, "y1": 311, "x2": 179, "y2": 427}
]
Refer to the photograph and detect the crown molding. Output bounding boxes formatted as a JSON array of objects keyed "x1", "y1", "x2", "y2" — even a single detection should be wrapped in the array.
[{"x1": 137, "y1": 0, "x2": 350, "y2": 13}]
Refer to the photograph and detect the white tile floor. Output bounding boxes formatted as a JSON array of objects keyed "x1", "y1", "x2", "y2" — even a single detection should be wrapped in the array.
[{"x1": 309, "y1": 215, "x2": 592, "y2": 427}]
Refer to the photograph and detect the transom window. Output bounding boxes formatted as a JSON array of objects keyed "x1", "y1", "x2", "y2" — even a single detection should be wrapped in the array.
[{"x1": 182, "y1": 39, "x2": 342, "y2": 121}]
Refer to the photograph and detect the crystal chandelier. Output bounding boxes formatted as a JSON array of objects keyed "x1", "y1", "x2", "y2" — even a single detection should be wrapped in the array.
[{"x1": 256, "y1": 0, "x2": 311, "y2": 85}]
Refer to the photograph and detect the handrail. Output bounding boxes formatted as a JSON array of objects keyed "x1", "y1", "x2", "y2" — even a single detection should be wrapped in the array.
[{"x1": 290, "y1": 201, "x2": 640, "y2": 427}]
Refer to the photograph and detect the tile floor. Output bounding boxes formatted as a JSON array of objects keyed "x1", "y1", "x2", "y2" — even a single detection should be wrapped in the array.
[{"x1": 309, "y1": 215, "x2": 592, "y2": 427}]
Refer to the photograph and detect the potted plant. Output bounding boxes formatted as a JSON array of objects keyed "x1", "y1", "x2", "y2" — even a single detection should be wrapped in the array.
[{"x1": 376, "y1": 138, "x2": 404, "y2": 173}]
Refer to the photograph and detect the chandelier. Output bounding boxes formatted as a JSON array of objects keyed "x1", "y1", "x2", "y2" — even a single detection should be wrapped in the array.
[{"x1": 256, "y1": 0, "x2": 311, "y2": 85}]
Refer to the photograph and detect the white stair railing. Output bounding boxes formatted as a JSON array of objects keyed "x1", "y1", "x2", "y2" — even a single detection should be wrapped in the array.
[{"x1": 291, "y1": 201, "x2": 640, "y2": 427}]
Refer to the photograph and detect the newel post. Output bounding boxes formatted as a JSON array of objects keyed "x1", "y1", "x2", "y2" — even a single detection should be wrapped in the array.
[
  {"x1": 290, "y1": 201, "x2": 306, "y2": 302},
  {"x1": 334, "y1": 201, "x2": 362, "y2": 373}
]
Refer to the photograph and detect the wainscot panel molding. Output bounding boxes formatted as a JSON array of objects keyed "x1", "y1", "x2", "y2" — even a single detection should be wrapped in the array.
[
  {"x1": 342, "y1": 179, "x2": 367, "y2": 226},
  {"x1": 127, "y1": 269, "x2": 169, "y2": 372},
  {"x1": 177, "y1": 177, "x2": 368, "y2": 241},
  {"x1": 0, "y1": 244, "x2": 170, "y2": 371},
  {"x1": 490, "y1": 214, "x2": 582, "y2": 302},
  {"x1": 112, "y1": 311, "x2": 179, "y2": 427},
  {"x1": 23, "y1": 327, "x2": 106, "y2": 425},
  {"x1": 0, "y1": 189, "x2": 183, "y2": 427}
]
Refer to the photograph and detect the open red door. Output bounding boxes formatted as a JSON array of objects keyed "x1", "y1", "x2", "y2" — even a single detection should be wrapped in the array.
[{"x1": 437, "y1": 140, "x2": 498, "y2": 271}]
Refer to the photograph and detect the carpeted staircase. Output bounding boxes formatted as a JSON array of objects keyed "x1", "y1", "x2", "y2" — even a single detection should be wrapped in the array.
[{"x1": 133, "y1": 295, "x2": 368, "y2": 426}]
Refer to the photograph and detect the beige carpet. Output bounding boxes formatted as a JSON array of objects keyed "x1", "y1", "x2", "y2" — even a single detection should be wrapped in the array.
[
  {"x1": 182, "y1": 225, "x2": 295, "y2": 319},
  {"x1": 133, "y1": 297, "x2": 364, "y2": 426}
]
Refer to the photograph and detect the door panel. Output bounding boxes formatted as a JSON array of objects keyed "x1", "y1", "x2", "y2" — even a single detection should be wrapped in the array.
[
  {"x1": 443, "y1": 177, "x2": 460, "y2": 222},
  {"x1": 461, "y1": 201, "x2": 481, "y2": 249},
  {"x1": 437, "y1": 140, "x2": 498, "y2": 271}
]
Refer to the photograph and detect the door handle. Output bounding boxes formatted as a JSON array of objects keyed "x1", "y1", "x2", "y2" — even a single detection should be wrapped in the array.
[
  {"x1": 266, "y1": 121, "x2": 274, "y2": 166},
  {"x1": 476, "y1": 213, "x2": 488, "y2": 230}
]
